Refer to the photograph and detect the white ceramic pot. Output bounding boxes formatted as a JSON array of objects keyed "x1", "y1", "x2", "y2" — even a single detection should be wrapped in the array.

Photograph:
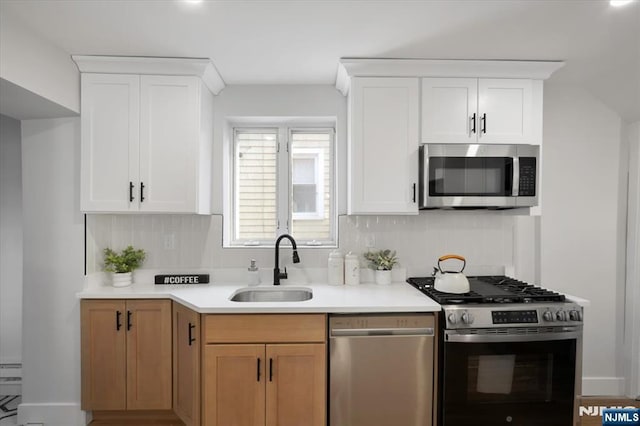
[
  {"x1": 375, "y1": 270, "x2": 392, "y2": 285},
  {"x1": 112, "y1": 272, "x2": 132, "y2": 288}
]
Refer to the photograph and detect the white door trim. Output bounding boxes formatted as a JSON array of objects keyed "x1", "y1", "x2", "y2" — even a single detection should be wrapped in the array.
[{"x1": 624, "y1": 122, "x2": 640, "y2": 398}]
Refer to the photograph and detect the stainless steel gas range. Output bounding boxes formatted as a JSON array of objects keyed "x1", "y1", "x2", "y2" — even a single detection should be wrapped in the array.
[{"x1": 407, "y1": 276, "x2": 584, "y2": 426}]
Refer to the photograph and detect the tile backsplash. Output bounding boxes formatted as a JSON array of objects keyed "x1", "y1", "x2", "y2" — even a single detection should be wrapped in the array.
[{"x1": 86, "y1": 212, "x2": 523, "y2": 278}]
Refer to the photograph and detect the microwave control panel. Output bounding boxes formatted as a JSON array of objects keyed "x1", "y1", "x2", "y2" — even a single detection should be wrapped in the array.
[{"x1": 519, "y1": 157, "x2": 537, "y2": 196}]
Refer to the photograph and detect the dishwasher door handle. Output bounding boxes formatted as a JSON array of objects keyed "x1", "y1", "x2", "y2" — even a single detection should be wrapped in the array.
[{"x1": 331, "y1": 327, "x2": 434, "y2": 337}]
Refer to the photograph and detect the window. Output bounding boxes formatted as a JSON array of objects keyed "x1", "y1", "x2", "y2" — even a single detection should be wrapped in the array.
[{"x1": 231, "y1": 126, "x2": 335, "y2": 246}]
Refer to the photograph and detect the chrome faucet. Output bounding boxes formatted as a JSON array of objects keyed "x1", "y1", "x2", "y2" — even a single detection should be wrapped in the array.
[{"x1": 273, "y1": 234, "x2": 300, "y2": 285}]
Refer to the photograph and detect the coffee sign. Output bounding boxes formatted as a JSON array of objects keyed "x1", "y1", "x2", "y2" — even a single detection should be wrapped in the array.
[{"x1": 155, "y1": 274, "x2": 210, "y2": 285}]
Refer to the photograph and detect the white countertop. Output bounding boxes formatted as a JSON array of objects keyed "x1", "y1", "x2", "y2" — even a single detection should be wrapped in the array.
[{"x1": 77, "y1": 281, "x2": 442, "y2": 314}]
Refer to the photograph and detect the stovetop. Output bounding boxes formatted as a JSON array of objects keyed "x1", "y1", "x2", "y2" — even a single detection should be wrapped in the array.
[{"x1": 406, "y1": 275, "x2": 566, "y2": 305}]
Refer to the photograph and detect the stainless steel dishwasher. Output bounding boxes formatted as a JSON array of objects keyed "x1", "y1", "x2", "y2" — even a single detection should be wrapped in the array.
[{"x1": 329, "y1": 314, "x2": 435, "y2": 426}]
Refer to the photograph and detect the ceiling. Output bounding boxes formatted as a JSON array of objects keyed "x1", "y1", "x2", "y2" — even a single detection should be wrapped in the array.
[{"x1": 1, "y1": 0, "x2": 639, "y2": 122}]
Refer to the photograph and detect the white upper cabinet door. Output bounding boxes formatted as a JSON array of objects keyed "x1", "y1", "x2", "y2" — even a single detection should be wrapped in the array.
[
  {"x1": 81, "y1": 73, "x2": 140, "y2": 212},
  {"x1": 349, "y1": 77, "x2": 419, "y2": 215},
  {"x1": 421, "y1": 78, "x2": 478, "y2": 144},
  {"x1": 139, "y1": 76, "x2": 200, "y2": 213},
  {"x1": 478, "y1": 79, "x2": 533, "y2": 144}
]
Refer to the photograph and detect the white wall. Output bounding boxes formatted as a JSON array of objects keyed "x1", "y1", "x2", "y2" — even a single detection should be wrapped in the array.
[
  {"x1": 18, "y1": 117, "x2": 86, "y2": 426},
  {"x1": 0, "y1": 114, "x2": 22, "y2": 365},
  {"x1": 541, "y1": 83, "x2": 625, "y2": 395},
  {"x1": 0, "y1": 8, "x2": 79, "y2": 114}
]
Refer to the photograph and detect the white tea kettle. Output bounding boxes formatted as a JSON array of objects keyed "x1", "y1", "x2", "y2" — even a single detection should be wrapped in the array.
[{"x1": 433, "y1": 254, "x2": 470, "y2": 294}]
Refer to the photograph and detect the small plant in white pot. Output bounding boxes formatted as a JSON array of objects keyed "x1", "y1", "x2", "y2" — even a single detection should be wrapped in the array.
[
  {"x1": 103, "y1": 246, "x2": 146, "y2": 287},
  {"x1": 364, "y1": 249, "x2": 398, "y2": 285}
]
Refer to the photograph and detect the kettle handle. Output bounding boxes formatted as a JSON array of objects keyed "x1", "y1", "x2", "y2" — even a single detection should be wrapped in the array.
[{"x1": 438, "y1": 254, "x2": 466, "y2": 273}]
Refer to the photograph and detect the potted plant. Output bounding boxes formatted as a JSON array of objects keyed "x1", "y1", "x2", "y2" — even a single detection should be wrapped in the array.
[
  {"x1": 103, "y1": 245, "x2": 146, "y2": 287},
  {"x1": 364, "y1": 249, "x2": 398, "y2": 285}
]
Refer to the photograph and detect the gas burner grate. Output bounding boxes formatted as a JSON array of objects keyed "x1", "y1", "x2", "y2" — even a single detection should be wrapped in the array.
[{"x1": 406, "y1": 275, "x2": 566, "y2": 304}]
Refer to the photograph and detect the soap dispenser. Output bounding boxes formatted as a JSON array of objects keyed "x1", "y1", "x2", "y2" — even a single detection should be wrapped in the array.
[{"x1": 248, "y1": 259, "x2": 260, "y2": 286}]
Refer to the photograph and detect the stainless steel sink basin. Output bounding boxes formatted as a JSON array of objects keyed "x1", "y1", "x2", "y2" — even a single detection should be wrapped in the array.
[{"x1": 230, "y1": 287, "x2": 313, "y2": 302}]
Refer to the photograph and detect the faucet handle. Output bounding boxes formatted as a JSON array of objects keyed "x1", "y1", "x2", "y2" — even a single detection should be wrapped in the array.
[{"x1": 282, "y1": 267, "x2": 288, "y2": 278}]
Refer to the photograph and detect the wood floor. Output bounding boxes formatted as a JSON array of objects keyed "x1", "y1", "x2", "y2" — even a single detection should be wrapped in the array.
[
  {"x1": 89, "y1": 422, "x2": 184, "y2": 426},
  {"x1": 89, "y1": 410, "x2": 185, "y2": 426}
]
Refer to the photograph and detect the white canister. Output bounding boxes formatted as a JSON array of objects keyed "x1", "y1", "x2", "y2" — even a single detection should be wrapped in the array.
[
  {"x1": 328, "y1": 250, "x2": 344, "y2": 285},
  {"x1": 344, "y1": 252, "x2": 360, "y2": 285}
]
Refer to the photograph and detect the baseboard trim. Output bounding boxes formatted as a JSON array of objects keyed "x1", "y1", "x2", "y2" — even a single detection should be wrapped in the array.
[
  {"x1": 582, "y1": 376, "x2": 627, "y2": 396},
  {"x1": 18, "y1": 402, "x2": 89, "y2": 426}
]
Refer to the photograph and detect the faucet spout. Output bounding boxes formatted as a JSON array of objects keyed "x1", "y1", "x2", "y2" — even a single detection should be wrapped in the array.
[{"x1": 274, "y1": 234, "x2": 300, "y2": 285}]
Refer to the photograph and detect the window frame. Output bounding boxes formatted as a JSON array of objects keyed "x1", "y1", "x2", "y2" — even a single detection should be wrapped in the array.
[{"x1": 229, "y1": 124, "x2": 336, "y2": 247}]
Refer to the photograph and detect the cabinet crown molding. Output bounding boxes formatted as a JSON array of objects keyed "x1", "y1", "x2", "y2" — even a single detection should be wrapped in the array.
[
  {"x1": 72, "y1": 55, "x2": 225, "y2": 95},
  {"x1": 335, "y1": 58, "x2": 565, "y2": 96}
]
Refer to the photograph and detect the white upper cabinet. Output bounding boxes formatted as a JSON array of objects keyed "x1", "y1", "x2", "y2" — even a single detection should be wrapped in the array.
[
  {"x1": 80, "y1": 73, "x2": 214, "y2": 214},
  {"x1": 139, "y1": 75, "x2": 201, "y2": 213},
  {"x1": 422, "y1": 77, "x2": 537, "y2": 145},
  {"x1": 348, "y1": 77, "x2": 419, "y2": 215},
  {"x1": 81, "y1": 74, "x2": 140, "y2": 212},
  {"x1": 477, "y1": 78, "x2": 534, "y2": 144},
  {"x1": 421, "y1": 78, "x2": 478, "y2": 144}
]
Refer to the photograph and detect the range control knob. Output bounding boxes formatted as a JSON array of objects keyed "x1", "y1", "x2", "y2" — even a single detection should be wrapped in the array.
[
  {"x1": 543, "y1": 311, "x2": 554, "y2": 322},
  {"x1": 569, "y1": 310, "x2": 583, "y2": 322},
  {"x1": 461, "y1": 312, "x2": 475, "y2": 325},
  {"x1": 556, "y1": 311, "x2": 567, "y2": 322},
  {"x1": 447, "y1": 313, "x2": 458, "y2": 325}
]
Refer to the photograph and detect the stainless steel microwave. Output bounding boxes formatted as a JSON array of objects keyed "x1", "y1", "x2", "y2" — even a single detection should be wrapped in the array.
[{"x1": 419, "y1": 144, "x2": 539, "y2": 209}]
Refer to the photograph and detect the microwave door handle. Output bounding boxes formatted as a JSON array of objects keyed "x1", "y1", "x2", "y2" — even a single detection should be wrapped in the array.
[
  {"x1": 512, "y1": 157, "x2": 519, "y2": 197},
  {"x1": 422, "y1": 146, "x2": 430, "y2": 207}
]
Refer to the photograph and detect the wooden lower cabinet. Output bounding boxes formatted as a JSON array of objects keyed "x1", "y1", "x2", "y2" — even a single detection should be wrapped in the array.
[
  {"x1": 173, "y1": 301, "x2": 201, "y2": 426},
  {"x1": 265, "y1": 343, "x2": 326, "y2": 426},
  {"x1": 202, "y1": 314, "x2": 327, "y2": 426},
  {"x1": 81, "y1": 300, "x2": 128, "y2": 410},
  {"x1": 81, "y1": 299, "x2": 172, "y2": 412},
  {"x1": 204, "y1": 344, "x2": 266, "y2": 426}
]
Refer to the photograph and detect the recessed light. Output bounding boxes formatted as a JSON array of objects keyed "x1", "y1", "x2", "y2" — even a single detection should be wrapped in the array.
[
  {"x1": 183, "y1": 0, "x2": 203, "y2": 4},
  {"x1": 610, "y1": 0, "x2": 634, "y2": 7}
]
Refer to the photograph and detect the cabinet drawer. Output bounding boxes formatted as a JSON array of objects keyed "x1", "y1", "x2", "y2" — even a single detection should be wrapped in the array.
[{"x1": 204, "y1": 314, "x2": 326, "y2": 343}]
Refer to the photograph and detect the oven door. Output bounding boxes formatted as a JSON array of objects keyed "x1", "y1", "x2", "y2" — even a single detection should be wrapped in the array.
[{"x1": 441, "y1": 329, "x2": 582, "y2": 426}]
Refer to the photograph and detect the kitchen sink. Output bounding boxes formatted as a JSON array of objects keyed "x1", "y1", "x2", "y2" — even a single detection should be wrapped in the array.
[{"x1": 230, "y1": 287, "x2": 313, "y2": 302}]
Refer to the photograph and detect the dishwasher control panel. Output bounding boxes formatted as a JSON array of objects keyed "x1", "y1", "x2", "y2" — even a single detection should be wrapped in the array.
[{"x1": 329, "y1": 314, "x2": 435, "y2": 335}]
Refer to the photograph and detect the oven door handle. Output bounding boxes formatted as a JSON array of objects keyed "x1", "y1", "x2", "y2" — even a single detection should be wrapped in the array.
[{"x1": 445, "y1": 330, "x2": 581, "y2": 343}]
